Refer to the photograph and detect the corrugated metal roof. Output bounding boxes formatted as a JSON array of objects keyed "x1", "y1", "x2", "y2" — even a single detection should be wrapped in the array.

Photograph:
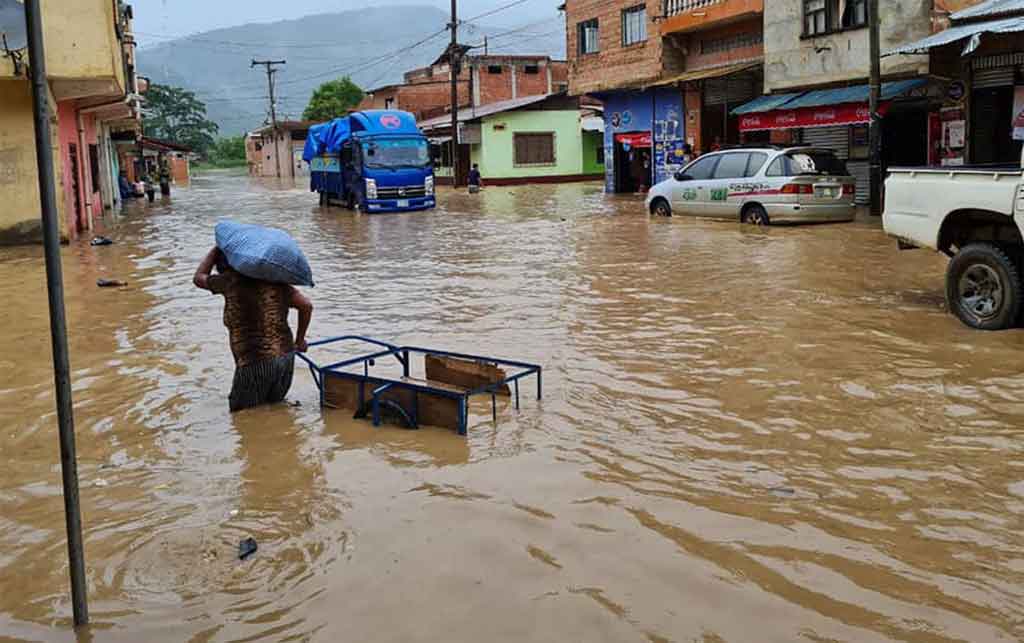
[
  {"x1": 885, "y1": 15, "x2": 1024, "y2": 55},
  {"x1": 731, "y1": 92, "x2": 803, "y2": 115},
  {"x1": 953, "y1": 0, "x2": 1024, "y2": 20},
  {"x1": 417, "y1": 94, "x2": 559, "y2": 131},
  {"x1": 731, "y1": 79, "x2": 929, "y2": 115},
  {"x1": 782, "y1": 79, "x2": 929, "y2": 109},
  {"x1": 644, "y1": 61, "x2": 762, "y2": 89}
]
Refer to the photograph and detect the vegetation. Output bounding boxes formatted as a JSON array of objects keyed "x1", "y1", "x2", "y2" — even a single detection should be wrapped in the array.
[
  {"x1": 143, "y1": 84, "x2": 219, "y2": 156},
  {"x1": 200, "y1": 135, "x2": 248, "y2": 168},
  {"x1": 302, "y1": 77, "x2": 364, "y2": 122}
]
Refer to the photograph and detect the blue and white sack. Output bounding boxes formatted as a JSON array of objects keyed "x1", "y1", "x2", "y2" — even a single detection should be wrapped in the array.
[{"x1": 215, "y1": 221, "x2": 314, "y2": 287}]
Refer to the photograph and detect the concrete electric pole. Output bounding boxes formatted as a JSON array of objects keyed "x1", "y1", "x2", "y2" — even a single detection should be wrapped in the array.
[
  {"x1": 449, "y1": 0, "x2": 460, "y2": 187},
  {"x1": 868, "y1": 0, "x2": 882, "y2": 216},
  {"x1": 252, "y1": 59, "x2": 287, "y2": 179}
]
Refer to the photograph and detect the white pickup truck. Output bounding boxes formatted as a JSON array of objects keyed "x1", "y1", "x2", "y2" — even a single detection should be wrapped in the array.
[{"x1": 883, "y1": 164, "x2": 1024, "y2": 330}]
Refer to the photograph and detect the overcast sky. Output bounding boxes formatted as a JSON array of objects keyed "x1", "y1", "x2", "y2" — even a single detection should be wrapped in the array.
[{"x1": 131, "y1": 0, "x2": 557, "y2": 37}]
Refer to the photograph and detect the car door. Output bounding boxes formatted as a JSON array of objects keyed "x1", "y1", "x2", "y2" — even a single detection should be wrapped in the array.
[
  {"x1": 704, "y1": 152, "x2": 751, "y2": 219},
  {"x1": 670, "y1": 154, "x2": 720, "y2": 216}
]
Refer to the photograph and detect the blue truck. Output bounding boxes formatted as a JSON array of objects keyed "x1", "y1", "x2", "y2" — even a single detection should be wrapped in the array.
[{"x1": 302, "y1": 110, "x2": 436, "y2": 213}]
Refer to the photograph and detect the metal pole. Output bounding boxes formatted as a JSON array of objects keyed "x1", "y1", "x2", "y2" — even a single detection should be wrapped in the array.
[
  {"x1": 23, "y1": 0, "x2": 89, "y2": 627},
  {"x1": 868, "y1": 0, "x2": 882, "y2": 216},
  {"x1": 449, "y1": 0, "x2": 460, "y2": 187}
]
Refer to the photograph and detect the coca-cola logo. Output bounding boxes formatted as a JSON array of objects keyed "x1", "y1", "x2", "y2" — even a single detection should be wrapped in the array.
[
  {"x1": 813, "y1": 110, "x2": 837, "y2": 121},
  {"x1": 742, "y1": 116, "x2": 762, "y2": 127},
  {"x1": 775, "y1": 112, "x2": 798, "y2": 125}
]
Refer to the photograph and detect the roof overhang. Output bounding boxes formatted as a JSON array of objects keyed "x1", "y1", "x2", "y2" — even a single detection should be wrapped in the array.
[{"x1": 885, "y1": 15, "x2": 1024, "y2": 56}]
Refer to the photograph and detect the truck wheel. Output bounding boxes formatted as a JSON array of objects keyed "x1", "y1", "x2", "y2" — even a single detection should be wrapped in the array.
[{"x1": 946, "y1": 243, "x2": 1022, "y2": 330}]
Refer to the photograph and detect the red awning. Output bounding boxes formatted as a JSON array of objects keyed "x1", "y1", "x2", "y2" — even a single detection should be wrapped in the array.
[
  {"x1": 738, "y1": 102, "x2": 891, "y2": 132},
  {"x1": 614, "y1": 132, "x2": 652, "y2": 147}
]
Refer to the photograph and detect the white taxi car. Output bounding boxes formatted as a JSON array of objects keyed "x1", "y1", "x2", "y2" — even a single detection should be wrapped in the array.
[{"x1": 645, "y1": 146, "x2": 857, "y2": 224}]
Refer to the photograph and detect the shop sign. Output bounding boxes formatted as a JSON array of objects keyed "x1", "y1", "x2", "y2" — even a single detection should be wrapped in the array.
[
  {"x1": 615, "y1": 132, "x2": 652, "y2": 147},
  {"x1": 947, "y1": 81, "x2": 966, "y2": 102},
  {"x1": 738, "y1": 102, "x2": 891, "y2": 132}
]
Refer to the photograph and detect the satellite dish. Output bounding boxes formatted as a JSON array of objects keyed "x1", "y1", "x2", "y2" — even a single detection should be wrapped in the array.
[{"x1": 0, "y1": 0, "x2": 27, "y2": 51}]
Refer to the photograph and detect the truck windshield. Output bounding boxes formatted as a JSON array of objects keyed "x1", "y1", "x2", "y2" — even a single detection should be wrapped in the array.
[{"x1": 362, "y1": 138, "x2": 430, "y2": 169}]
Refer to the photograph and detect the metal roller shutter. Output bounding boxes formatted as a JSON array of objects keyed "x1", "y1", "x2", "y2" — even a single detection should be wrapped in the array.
[
  {"x1": 973, "y1": 67, "x2": 1015, "y2": 89},
  {"x1": 846, "y1": 161, "x2": 870, "y2": 204},
  {"x1": 704, "y1": 75, "x2": 759, "y2": 106},
  {"x1": 801, "y1": 126, "x2": 850, "y2": 159}
]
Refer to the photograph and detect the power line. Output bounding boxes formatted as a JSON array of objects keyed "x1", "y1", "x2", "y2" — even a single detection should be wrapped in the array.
[{"x1": 463, "y1": 0, "x2": 532, "y2": 24}]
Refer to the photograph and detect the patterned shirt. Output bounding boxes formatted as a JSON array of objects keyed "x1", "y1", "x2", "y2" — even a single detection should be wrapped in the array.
[{"x1": 208, "y1": 271, "x2": 294, "y2": 367}]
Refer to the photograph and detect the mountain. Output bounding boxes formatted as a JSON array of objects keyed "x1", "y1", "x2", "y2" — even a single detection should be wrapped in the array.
[{"x1": 136, "y1": 5, "x2": 566, "y2": 136}]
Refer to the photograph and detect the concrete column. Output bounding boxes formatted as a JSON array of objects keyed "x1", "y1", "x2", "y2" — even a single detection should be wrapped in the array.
[
  {"x1": 511, "y1": 65, "x2": 518, "y2": 100},
  {"x1": 546, "y1": 64, "x2": 552, "y2": 94}
]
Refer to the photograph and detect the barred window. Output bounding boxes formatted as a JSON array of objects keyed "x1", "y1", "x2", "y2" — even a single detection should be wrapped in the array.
[
  {"x1": 514, "y1": 133, "x2": 555, "y2": 165},
  {"x1": 577, "y1": 18, "x2": 599, "y2": 55},
  {"x1": 621, "y1": 5, "x2": 646, "y2": 47}
]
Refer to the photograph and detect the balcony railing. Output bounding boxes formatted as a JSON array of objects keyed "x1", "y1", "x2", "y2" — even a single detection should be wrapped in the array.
[{"x1": 664, "y1": 0, "x2": 721, "y2": 17}]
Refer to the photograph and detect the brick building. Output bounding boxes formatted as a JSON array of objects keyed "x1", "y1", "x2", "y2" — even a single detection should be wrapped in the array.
[
  {"x1": 247, "y1": 121, "x2": 314, "y2": 179},
  {"x1": 564, "y1": 0, "x2": 765, "y2": 193},
  {"x1": 358, "y1": 45, "x2": 568, "y2": 120}
]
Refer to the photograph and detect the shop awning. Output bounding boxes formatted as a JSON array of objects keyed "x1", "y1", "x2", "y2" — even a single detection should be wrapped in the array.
[
  {"x1": 615, "y1": 132, "x2": 652, "y2": 147},
  {"x1": 732, "y1": 78, "x2": 930, "y2": 131},
  {"x1": 884, "y1": 15, "x2": 1024, "y2": 56},
  {"x1": 581, "y1": 116, "x2": 605, "y2": 132},
  {"x1": 645, "y1": 61, "x2": 762, "y2": 89}
]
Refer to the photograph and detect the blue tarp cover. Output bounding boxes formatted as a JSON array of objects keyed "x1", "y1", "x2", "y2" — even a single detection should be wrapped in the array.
[
  {"x1": 302, "y1": 123, "x2": 329, "y2": 162},
  {"x1": 303, "y1": 111, "x2": 420, "y2": 162}
]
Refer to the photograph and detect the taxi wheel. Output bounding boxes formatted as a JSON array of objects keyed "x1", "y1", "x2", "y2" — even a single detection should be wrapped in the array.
[
  {"x1": 651, "y1": 198, "x2": 672, "y2": 217},
  {"x1": 742, "y1": 204, "x2": 770, "y2": 226}
]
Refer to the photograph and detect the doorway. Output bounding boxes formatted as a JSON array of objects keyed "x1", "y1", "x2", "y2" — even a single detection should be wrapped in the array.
[
  {"x1": 614, "y1": 142, "x2": 651, "y2": 193},
  {"x1": 972, "y1": 86, "x2": 1022, "y2": 165},
  {"x1": 68, "y1": 143, "x2": 83, "y2": 232}
]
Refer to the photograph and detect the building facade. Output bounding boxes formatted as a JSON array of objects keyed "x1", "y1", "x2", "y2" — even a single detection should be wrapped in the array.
[
  {"x1": 248, "y1": 121, "x2": 312, "y2": 179},
  {"x1": 359, "y1": 50, "x2": 568, "y2": 121},
  {"x1": 0, "y1": 0, "x2": 141, "y2": 245}
]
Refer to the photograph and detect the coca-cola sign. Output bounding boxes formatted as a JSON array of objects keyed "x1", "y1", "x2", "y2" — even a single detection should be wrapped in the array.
[{"x1": 739, "y1": 101, "x2": 891, "y2": 132}]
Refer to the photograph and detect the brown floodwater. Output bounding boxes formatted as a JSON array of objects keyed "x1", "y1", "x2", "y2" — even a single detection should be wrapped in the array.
[{"x1": 2, "y1": 171, "x2": 1023, "y2": 642}]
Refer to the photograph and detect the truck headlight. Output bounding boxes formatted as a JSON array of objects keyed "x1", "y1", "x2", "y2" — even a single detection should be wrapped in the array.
[
  {"x1": 424, "y1": 176, "x2": 434, "y2": 196},
  {"x1": 365, "y1": 178, "x2": 378, "y2": 199}
]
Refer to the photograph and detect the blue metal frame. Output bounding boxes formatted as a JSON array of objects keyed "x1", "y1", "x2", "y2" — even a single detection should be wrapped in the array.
[{"x1": 297, "y1": 335, "x2": 543, "y2": 436}]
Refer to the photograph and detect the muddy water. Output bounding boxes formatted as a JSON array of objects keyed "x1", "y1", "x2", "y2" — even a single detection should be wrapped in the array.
[{"x1": 2, "y1": 171, "x2": 1023, "y2": 642}]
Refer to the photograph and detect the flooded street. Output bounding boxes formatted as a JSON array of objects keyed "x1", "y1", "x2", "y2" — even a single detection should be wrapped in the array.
[{"x1": 3, "y1": 170, "x2": 1024, "y2": 642}]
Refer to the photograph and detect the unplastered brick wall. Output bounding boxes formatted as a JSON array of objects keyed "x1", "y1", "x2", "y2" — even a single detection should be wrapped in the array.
[{"x1": 566, "y1": 0, "x2": 664, "y2": 95}]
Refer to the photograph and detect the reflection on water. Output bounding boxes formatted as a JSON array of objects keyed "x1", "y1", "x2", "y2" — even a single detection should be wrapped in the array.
[{"x1": 1, "y1": 172, "x2": 1023, "y2": 642}]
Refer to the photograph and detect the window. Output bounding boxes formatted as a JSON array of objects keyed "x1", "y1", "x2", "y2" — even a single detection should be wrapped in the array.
[
  {"x1": 621, "y1": 5, "x2": 646, "y2": 47},
  {"x1": 804, "y1": 0, "x2": 867, "y2": 36},
  {"x1": 713, "y1": 153, "x2": 750, "y2": 179},
  {"x1": 745, "y1": 152, "x2": 769, "y2": 177},
  {"x1": 524, "y1": 64, "x2": 539, "y2": 74},
  {"x1": 577, "y1": 18, "x2": 599, "y2": 55},
  {"x1": 683, "y1": 155, "x2": 719, "y2": 180},
  {"x1": 384, "y1": 97, "x2": 395, "y2": 109},
  {"x1": 88, "y1": 144, "x2": 100, "y2": 192},
  {"x1": 514, "y1": 133, "x2": 556, "y2": 165},
  {"x1": 487, "y1": 65, "x2": 503, "y2": 74},
  {"x1": 765, "y1": 151, "x2": 848, "y2": 177},
  {"x1": 804, "y1": 0, "x2": 828, "y2": 35}
]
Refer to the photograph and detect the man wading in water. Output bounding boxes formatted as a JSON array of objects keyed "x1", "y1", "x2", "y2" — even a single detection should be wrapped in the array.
[{"x1": 193, "y1": 247, "x2": 313, "y2": 411}]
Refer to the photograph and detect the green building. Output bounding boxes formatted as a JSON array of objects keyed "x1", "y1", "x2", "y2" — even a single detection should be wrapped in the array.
[{"x1": 421, "y1": 93, "x2": 604, "y2": 185}]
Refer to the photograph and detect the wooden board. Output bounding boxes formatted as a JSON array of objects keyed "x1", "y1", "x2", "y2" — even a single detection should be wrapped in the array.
[
  {"x1": 425, "y1": 354, "x2": 511, "y2": 396},
  {"x1": 323, "y1": 372, "x2": 463, "y2": 432}
]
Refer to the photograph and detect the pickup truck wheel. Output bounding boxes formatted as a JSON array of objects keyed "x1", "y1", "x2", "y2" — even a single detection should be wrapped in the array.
[{"x1": 946, "y1": 243, "x2": 1022, "y2": 330}]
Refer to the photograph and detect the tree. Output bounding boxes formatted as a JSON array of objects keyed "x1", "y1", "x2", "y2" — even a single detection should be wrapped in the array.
[
  {"x1": 302, "y1": 77, "x2": 364, "y2": 122},
  {"x1": 205, "y1": 135, "x2": 248, "y2": 167},
  {"x1": 143, "y1": 84, "x2": 219, "y2": 156}
]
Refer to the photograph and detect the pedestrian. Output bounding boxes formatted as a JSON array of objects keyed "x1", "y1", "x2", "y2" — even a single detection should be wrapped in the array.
[
  {"x1": 159, "y1": 155, "x2": 172, "y2": 197},
  {"x1": 468, "y1": 163, "x2": 482, "y2": 193},
  {"x1": 193, "y1": 247, "x2": 314, "y2": 412},
  {"x1": 142, "y1": 172, "x2": 156, "y2": 203},
  {"x1": 118, "y1": 171, "x2": 133, "y2": 199}
]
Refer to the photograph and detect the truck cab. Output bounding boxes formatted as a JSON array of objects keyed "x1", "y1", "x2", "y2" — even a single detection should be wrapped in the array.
[{"x1": 305, "y1": 110, "x2": 436, "y2": 213}]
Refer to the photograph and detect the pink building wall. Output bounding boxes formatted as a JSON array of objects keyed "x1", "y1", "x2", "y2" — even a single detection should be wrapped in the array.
[{"x1": 56, "y1": 101, "x2": 101, "y2": 237}]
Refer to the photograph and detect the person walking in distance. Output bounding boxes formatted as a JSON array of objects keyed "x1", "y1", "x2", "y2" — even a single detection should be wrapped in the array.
[
  {"x1": 468, "y1": 163, "x2": 482, "y2": 193},
  {"x1": 193, "y1": 247, "x2": 313, "y2": 412}
]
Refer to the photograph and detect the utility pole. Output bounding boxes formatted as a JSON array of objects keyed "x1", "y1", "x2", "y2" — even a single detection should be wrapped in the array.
[
  {"x1": 23, "y1": 0, "x2": 89, "y2": 627},
  {"x1": 449, "y1": 0, "x2": 461, "y2": 187},
  {"x1": 868, "y1": 0, "x2": 882, "y2": 216},
  {"x1": 252, "y1": 59, "x2": 286, "y2": 178}
]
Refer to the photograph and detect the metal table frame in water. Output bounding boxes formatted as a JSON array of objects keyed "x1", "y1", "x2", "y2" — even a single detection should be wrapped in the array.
[{"x1": 296, "y1": 335, "x2": 542, "y2": 436}]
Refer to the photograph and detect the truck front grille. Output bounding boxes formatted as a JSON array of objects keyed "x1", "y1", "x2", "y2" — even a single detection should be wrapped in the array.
[{"x1": 377, "y1": 185, "x2": 426, "y2": 199}]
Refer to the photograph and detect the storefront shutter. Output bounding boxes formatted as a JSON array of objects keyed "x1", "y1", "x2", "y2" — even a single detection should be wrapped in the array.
[
  {"x1": 846, "y1": 161, "x2": 870, "y2": 205},
  {"x1": 704, "y1": 76, "x2": 759, "y2": 106},
  {"x1": 801, "y1": 126, "x2": 850, "y2": 159},
  {"x1": 972, "y1": 67, "x2": 1015, "y2": 89}
]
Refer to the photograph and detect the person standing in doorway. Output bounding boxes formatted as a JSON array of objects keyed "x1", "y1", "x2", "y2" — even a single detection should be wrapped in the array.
[
  {"x1": 193, "y1": 247, "x2": 314, "y2": 412},
  {"x1": 468, "y1": 163, "x2": 482, "y2": 193}
]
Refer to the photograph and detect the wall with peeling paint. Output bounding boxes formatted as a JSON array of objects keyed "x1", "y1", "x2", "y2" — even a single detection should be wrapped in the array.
[{"x1": 763, "y1": 0, "x2": 932, "y2": 93}]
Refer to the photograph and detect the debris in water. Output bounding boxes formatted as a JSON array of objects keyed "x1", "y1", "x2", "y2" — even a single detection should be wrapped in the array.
[
  {"x1": 96, "y1": 279, "x2": 127, "y2": 288},
  {"x1": 93, "y1": 479, "x2": 109, "y2": 488},
  {"x1": 90, "y1": 236, "x2": 114, "y2": 246},
  {"x1": 769, "y1": 486, "x2": 796, "y2": 498},
  {"x1": 238, "y1": 537, "x2": 258, "y2": 560}
]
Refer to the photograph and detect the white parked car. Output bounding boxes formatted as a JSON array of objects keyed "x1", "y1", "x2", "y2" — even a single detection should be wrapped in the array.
[{"x1": 645, "y1": 146, "x2": 857, "y2": 224}]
